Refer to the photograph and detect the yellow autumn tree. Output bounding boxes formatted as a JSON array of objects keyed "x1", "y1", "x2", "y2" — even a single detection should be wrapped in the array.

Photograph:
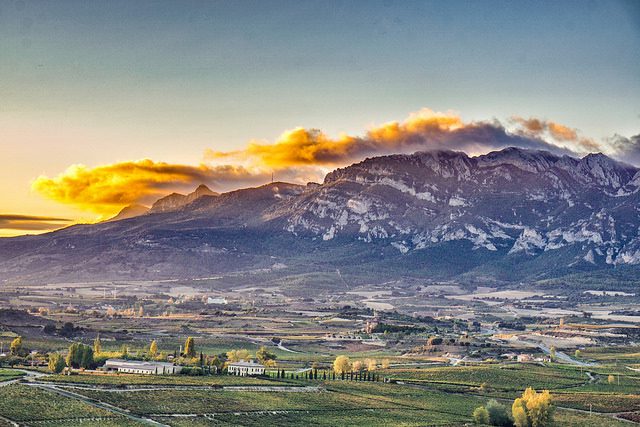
[
  {"x1": 333, "y1": 355, "x2": 351, "y2": 374},
  {"x1": 366, "y1": 358, "x2": 377, "y2": 371},
  {"x1": 149, "y1": 340, "x2": 158, "y2": 357},
  {"x1": 512, "y1": 387, "x2": 554, "y2": 427},
  {"x1": 226, "y1": 349, "x2": 251, "y2": 363}
]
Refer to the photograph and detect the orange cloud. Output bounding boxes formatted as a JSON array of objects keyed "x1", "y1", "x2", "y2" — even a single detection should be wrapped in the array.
[
  {"x1": 0, "y1": 214, "x2": 71, "y2": 236},
  {"x1": 511, "y1": 116, "x2": 598, "y2": 152},
  {"x1": 32, "y1": 108, "x2": 616, "y2": 216},
  {"x1": 31, "y1": 160, "x2": 292, "y2": 216},
  {"x1": 205, "y1": 109, "x2": 488, "y2": 168},
  {"x1": 206, "y1": 108, "x2": 587, "y2": 169}
]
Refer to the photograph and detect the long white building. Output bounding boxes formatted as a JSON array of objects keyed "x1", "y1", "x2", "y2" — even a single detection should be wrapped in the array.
[
  {"x1": 103, "y1": 359, "x2": 181, "y2": 375},
  {"x1": 227, "y1": 360, "x2": 265, "y2": 376}
]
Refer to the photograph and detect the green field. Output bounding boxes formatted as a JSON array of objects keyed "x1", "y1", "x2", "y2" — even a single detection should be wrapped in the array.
[
  {"x1": 383, "y1": 363, "x2": 587, "y2": 391},
  {"x1": 0, "y1": 368, "x2": 24, "y2": 382},
  {"x1": 40, "y1": 372, "x2": 289, "y2": 386},
  {"x1": 1, "y1": 362, "x2": 638, "y2": 426},
  {"x1": 0, "y1": 384, "x2": 137, "y2": 425}
]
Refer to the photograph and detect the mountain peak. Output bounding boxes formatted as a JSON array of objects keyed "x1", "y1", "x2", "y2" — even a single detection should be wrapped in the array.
[
  {"x1": 106, "y1": 204, "x2": 149, "y2": 222},
  {"x1": 194, "y1": 184, "x2": 214, "y2": 194}
]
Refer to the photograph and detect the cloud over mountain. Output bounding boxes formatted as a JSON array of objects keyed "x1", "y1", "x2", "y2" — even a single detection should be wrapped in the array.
[
  {"x1": 31, "y1": 160, "x2": 323, "y2": 216},
  {"x1": 609, "y1": 133, "x2": 640, "y2": 166},
  {"x1": 30, "y1": 108, "x2": 639, "y2": 216},
  {"x1": 32, "y1": 161, "x2": 266, "y2": 215},
  {"x1": 205, "y1": 109, "x2": 584, "y2": 168}
]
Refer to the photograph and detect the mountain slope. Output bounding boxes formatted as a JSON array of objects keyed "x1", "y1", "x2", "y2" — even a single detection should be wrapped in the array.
[
  {"x1": 1, "y1": 148, "x2": 639, "y2": 285},
  {"x1": 107, "y1": 204, "x2": 149, "y2": 222},
  {"x1": 148, "y1": 184, "x2": 219, "y2": 213}
]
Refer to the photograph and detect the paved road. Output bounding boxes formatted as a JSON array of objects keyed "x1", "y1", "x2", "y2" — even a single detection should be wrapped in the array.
[{"x1": 537, "y1": 344, "x2": 596, "y2": 367}]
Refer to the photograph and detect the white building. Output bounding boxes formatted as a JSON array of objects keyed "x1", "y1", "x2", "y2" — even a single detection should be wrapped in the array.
[
  {"x1": 207, "y1": 297, "x2": 228, "y2": 305},
  {"x1": 227, "y1": 360, "x2": 265, "y2": 376},
  {"x1": 103, "y1": 359, "x2": 181, "y2": 375}
]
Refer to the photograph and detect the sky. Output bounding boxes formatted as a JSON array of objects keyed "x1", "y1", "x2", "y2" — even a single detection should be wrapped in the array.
[{"x1": 1, "y1": 0, "x2": 639, "y2": 236}]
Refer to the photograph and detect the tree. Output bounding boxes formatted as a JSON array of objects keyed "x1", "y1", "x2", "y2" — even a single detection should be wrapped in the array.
[
  {"x1": 427, "y1": 336, "x2": 443, "y2": 346},
  {"x1": 256, "y1": 346, "x2": 277, "y2": 366},
  {"x1": 486, "y1": 399, "x2": 512, "y2": 427},
  {"x1": 473, "y1": 406, "x2": 490, "y2": 424},
  {"x1": 512, "y1": 399, "x2": 529, "y2": 427},
  {"x1": 66, "y1": 343, "x2": 78, "y2": 367},
  {"x1": 93, "y1": 335, "x2": 102, "y2": 355},
  {"x1": 66, "y1": 343, "x2": 94, "y2": 369},
  {"x1": 48, "y1": 353, "x2": 66, "y2": 373},
  {"x1": 333, "y1": 355, "x2": 351, "y2": 375},
  {"x1": 226, "y1": 349, "x2": 251, "y2": 362},
  {"x1": 381, "y1": 359, "x2": 390, "y2": 369},
  {"x1": 366, "y1": 358, "x2": 377, "y2": 371},
  {"x1": 352, "y1": 360, "x2": 363, "y2": 372},
  {"x1": 512, "y1": 387, "x2": 554, "y2": 427},
  {"x1": 549, "y1": 347, "x2": 556, "y2": 362},
  {"x1": 149, "y1": 340, "x2": 158, "y2": 357},
  {"x1": 184, "y1": 337, "x2": 196, "y2": 358},
  {"x1": 121, "y1": 344, "x2": 129, "y2": 358},
  {"x1": 80, "y1": 346, "x2": 94, "y2": 369},
  {"x1": 60, "y1": 322, "x2": 75, "y2": 337},
  {"x1": 10, "y1": 337, "x2": 22, "y2": 355},
  {"x1": 574, "y1": 349, "x2": 581, "y2": 359},
  {"x1": 138, "y1": 306, "x2": 144, "y2": 317},
  {"x1": 608, "y1": 374, "x2": 615, "y2": 384}
]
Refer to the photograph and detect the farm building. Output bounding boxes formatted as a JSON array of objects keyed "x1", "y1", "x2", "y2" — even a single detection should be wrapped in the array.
[
  {"x1": 517, "y1": 354, "x2": 534, "y2": 363},
  {"x1": 103, "y1": 359, "x2": 181, "y2": 375},
  {"x1": 227, "y1": 360, "x2": 265, "y2": 376},
  {"x1": 207, "y1": 296, "x2": 228, "y2": 305}
]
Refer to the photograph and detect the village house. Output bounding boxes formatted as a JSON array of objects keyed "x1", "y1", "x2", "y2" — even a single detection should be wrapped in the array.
[
  {"x1": 227, "y1": 360, "x2": 265, "y2": 376},
  {"x1": 517, "y1": 354, "x2": 534, "y2": 363},
  {"x1": 103, "y1": 359, "x2": 182, "y2": 375}
]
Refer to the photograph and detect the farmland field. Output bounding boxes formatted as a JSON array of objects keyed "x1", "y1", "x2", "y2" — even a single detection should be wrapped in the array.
[
  {"x1": 0, "y1": 369, "x2": 24, "y2": 382},
  {"x1": 383, "y1": 363, "x2": 588, "y2": 391},
  {"x1": 0, "y1": 384, "x2": 134, "y2": 424},
  {"x1": 40, "y1": 372, "x2": 288, "y2": 387}
]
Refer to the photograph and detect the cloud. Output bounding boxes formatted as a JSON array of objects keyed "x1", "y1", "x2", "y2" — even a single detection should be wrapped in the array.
[
  {"x1": 511, "y1": 116, "x2": 599, "y2": 152},
  {"x1": 31, "y1": 160, "x2": 324, "y2": 215},
  {"x1": 30, "y1": 108, "x2": 638, "y2": 216},
  {"x1": 0, "y1": 214, "x2": 71, "y2": 232},
  {"x1": 206, "y1": 109, "x2": 585, "y2": 169},
  {"x1": 608, "y1": 133, "x2": 640, "y2": 166}
]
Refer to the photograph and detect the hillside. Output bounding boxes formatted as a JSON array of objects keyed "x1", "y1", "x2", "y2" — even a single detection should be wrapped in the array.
[{"x1": 1, "y1": 147, "x2": 639, "y2": 286}]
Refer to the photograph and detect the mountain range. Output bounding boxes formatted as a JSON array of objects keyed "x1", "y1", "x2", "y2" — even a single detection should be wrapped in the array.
[{"x1": 2, "y1": 147, "x2": 640, "y2": 286}]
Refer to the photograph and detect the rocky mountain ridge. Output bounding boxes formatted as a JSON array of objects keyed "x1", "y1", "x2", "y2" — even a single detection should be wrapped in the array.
[{"x1": 1, "y1": 148, "x2": 639, "y2": 285}]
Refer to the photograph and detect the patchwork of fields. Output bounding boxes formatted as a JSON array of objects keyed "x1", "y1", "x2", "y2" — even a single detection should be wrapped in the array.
[{"x1": 1, "y1": 362, "x2": 638, "y2": 426}]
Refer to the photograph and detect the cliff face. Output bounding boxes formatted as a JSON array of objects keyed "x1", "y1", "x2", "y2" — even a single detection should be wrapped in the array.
[{"x1": 2, "y1": 148, "x2": 639, "y2": 285}]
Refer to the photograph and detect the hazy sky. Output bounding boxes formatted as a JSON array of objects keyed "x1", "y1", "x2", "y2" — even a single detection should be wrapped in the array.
[{"x1": 1, "y1": 0, "x2": 639, "y2": 236}]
